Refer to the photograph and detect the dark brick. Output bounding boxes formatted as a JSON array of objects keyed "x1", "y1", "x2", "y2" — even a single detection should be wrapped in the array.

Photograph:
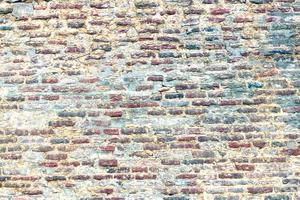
[
  {"x1": 99, "y1": 159, "x2": 118, "y2": 167},
  {"x1": 248, "y1": 187, "x2": 273, "y2": 194}
]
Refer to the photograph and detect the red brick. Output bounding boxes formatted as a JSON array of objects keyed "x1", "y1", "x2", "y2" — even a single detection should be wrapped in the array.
[{"x1": 99, "y1": 159, "x2": 118, "y2": 167}]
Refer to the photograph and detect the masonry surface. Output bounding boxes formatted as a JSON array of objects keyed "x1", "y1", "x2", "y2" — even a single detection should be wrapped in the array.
[{"x1": 0, "y1": 0, "x2": 299, "y2": 199}]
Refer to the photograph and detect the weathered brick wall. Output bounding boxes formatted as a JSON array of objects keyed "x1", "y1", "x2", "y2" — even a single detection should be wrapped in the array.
[{"x1": 0, "y1": 0, "x2": 299, "y2": 199}]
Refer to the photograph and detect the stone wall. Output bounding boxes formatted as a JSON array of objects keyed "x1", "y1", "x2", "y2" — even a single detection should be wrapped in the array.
[{"x1": 0, "y1": 0, "x2": 299, "y2": 199}]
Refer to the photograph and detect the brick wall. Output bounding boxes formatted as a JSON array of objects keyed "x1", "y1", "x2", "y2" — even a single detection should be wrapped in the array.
[{"x1": 0, "y1": 0, "x2": 299, "y2": 199}]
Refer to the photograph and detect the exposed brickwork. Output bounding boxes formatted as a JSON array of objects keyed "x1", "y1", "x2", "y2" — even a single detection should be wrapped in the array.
[{"x1": 0, "y1": 0, "x2": 299, "y2": 199}]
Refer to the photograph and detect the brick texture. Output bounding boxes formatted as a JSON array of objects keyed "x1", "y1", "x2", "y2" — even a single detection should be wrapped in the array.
[{"x1": 0, "y1": 0, "x2": 299, "y2": 199}]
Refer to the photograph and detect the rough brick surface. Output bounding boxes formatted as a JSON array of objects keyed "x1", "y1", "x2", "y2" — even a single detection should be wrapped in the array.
[{"x1": 0, "y1": 0, "x2": 299, "y2": 199}]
